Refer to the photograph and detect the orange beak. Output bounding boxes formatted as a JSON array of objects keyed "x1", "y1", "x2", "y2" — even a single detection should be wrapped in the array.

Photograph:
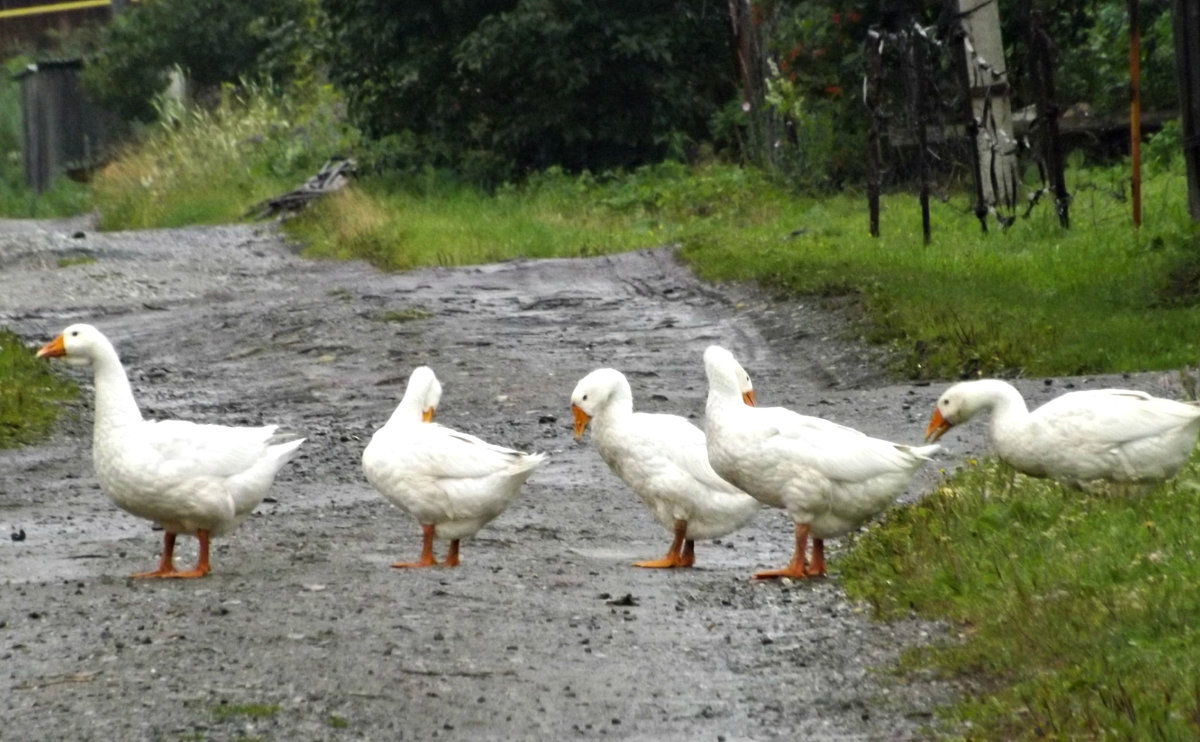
[
  {"x1": 925, "y1": 408, "x2": 952, "y2": 443},
  {"x1": 572, "y1": 404, "x2": 591, "y2": 441},
  {"x1": 36, "y1": 334, "x2": 66, "y2": 359},
  {"x1": 742, "y1": 390, "x2": 756, "y2": 407},
  {"x1": 422, "y1": 407, "x2": 435, "y2": 423}
]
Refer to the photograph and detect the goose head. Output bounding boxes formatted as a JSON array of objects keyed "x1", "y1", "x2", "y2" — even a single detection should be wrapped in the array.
[
  {"x1": 704, "y1": 346, "x2": 756, "y2": 406},
  {"x1": 36, "y1": 323, "x2": 112, "y2": 367},
  {"x1": 570, "y1": 368, "x2": 629, "y2": 441},
  {"x1": 403, "y1": 366, "x2": 442, "y2": 422},
  {"x1": 926, "y1": 382, "x2": 988, "y2": 442}
]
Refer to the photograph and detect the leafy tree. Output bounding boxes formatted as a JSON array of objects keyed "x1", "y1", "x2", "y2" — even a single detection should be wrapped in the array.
[
  {"x1": 323, "y1": 0, "x2": 734, "y2": 184},
  {"x1": 84, "y1": 0, "x2": 327, "y2": 122}
]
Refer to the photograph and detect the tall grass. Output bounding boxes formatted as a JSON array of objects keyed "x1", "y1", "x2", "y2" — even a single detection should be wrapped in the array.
[
  {"x1": 92, "y1": 82, "x2": 356, "y2": 230},
  {"x1": 0, "y1": 329, "x2": 77, "y2": 448},
  {"x1": 839, "y1": 457, "x2": 1200, "y2": 738}
]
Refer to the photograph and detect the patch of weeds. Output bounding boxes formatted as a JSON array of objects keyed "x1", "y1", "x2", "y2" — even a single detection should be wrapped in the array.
[
  {"x1": 326, "y1": 287, "x2": 354, "y2": 301},
  {"x1": 57, "y1": 254, "x2": 97, "y2": 268},
  {"x1": 378, "y1": 307, "x2": 432, "y2": 323},
  {"x1": 211, "y1": 702, "x2": 281, "y2": 721},
  {"x1": 0, "y1": 328, "x2": 77, "y2": 448},
  {"x1": 841, "y1": 455, "x2": 1200, "y2": 738},
  {"x1": 327, "y1": 714, "x2": 350, "y2": 729}
]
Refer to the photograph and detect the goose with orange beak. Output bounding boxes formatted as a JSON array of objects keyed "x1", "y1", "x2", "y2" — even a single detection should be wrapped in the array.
[
  {"x1": 926, "y1": 379, "x2": 1200, "y2": 489},
  {"x1": 703, "y1": 345, "x2": 937, "y2": 580},
  {"x1": 571, "y1": 368, "x2": 759, "y2": 569},
  {"x1": 363, "y1": 366, "x2": 545, "y2": 568},
  {"x1": 36, "y1": 323, "x2": 304, "y2": 578}
]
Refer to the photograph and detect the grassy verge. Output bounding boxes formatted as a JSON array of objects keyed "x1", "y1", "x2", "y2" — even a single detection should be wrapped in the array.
[
  {"x1": 839, "y1": 457, "x2": 1200, "y2": 738},
  {"x1": 287, "y1": 159, "x2": 1200, "y2": 380},
  {"x1": 0, "y1": 329, "x2": 77, "y2": 448},
  {"x1": 91, "y1": 83, "x2": 357, "y2": 230}
]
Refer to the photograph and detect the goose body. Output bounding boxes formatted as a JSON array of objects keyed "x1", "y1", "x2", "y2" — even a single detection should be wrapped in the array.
[
  {"x1": 927, "y1": 379, "x2": 1200, "y2": 488},
  {"x1": 703, "y1": 346, "x2": 937, "y2": 579},
  {"x1": 362, "y1": 366, "x2": 545, "y2": 567},
  {"x1": 571, "y1": 368, "x2": 759, "y2": 568},
  {"x1": 36, "y1": 323, "x2": 304, "y2": 578}
]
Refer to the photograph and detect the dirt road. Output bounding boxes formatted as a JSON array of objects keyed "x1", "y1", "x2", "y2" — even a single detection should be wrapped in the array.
[{"x1": 0, "y1": 219, "x2": 978, "y2": 740}]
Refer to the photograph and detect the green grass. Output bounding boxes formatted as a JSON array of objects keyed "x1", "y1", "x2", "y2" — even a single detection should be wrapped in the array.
[
  {"x1": 285, "y1": 159, "x2": 1200, "y2": 380},
  {"x1": 0, "y1": 328, "x2": 77, "y2": 448},
  {"x1": 840, "y1": 457, "x2": 1200, "y2": 739},
  {"x1": 91, "y1": 83, "x2": 356, "y2": 230}
]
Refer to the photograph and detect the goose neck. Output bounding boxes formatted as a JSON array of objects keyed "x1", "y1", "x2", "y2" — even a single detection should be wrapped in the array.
[{"x1": 91, "y1": 345, "x2": 143, "y2": 433}]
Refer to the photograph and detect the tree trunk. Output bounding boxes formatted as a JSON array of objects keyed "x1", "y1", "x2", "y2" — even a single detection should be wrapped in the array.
[
  {"x1": 866, "y1": 29, "x2": 883, "y2": 238},
  {"x1": 727, "y1": 0, "x2": 782, "y2": 172},
  {"x1": 1174, "y1": 0, "x2": 1200, "y2": 222},
  {"x1": 1130, "y1": 0, "x2": 1142, "y2": 228}
]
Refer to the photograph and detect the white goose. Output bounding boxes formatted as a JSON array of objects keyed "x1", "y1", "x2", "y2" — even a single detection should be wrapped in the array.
[
  {"x1": 571, "y1": 368, "x2": 760, "y2": 568},
  {"x1": 36, "y1": 323, "x2": 304, "y2": 578},
  {"x1": 703, "y1": 345, "x2": 938, "y2": 579},
  {"x1": 363, "y1": 366, "x2": 545, "y2": 568},
  {"x1": 926, "y1": 379, "x2": 1200, "y2": 488}
]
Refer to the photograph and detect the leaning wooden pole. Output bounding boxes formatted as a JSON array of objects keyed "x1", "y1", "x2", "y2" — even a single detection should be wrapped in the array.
[{"x1": 1130, "y1": 0, "x2": 1143, "y2": 228}]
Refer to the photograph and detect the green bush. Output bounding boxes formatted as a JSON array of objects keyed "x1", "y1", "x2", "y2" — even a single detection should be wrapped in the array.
[
  {"x1": 84, "y1": 0, "x2": 328, "y2": 122},
  {"x1": 324, "y1": 0, "x2": 734, "y2": 186}
]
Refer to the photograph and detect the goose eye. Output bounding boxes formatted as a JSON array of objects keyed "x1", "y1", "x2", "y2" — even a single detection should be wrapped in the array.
[{"x1": 582, "y1": 394, "x2": 588, "y2": 401}]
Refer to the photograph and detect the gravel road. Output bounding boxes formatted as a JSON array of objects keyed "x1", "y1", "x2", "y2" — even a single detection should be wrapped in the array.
[{"x1": 5, "y1": 216, "x2": 1146, "y2": 740}]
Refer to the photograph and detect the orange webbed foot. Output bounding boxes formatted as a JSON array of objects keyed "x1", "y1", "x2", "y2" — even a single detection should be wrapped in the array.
[
  {"x1": 633, "y1": 555, "x2": 686, "y2": 569},
  {"x1": 752, "y1": 565, "x2": 810, "y2": 580}
]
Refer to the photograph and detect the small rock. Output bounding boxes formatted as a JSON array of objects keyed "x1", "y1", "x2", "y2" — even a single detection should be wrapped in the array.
[{"x1": 11, "y1": 528, "x2": 26, "y2": 542}]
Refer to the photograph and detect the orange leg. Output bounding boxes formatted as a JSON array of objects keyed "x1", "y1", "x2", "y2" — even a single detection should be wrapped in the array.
[
  {"x1": 753, "y1": 522, "x2": 811, "y2": 580},
  {"x1": 808, "y1": 538, "x2": 826, "y2": 577},
  {"x1": 634, "y1": 519, "x2": 689, "y2": 568},
  {"x1": 444, "y1": 539, "x2": 461, "y2": 567},
  {"x1": 680, "y1": 539, "x2": 696, "y2": 568},
  {"x1": 131, "y1": 531, "x2": 178, "y2": 578},
  {"x1": 168, "y1": 529, "x2": 213, "y2": 578},
  {"x1": 393, "y1": 523, "x2": 439, "y2": 568}
]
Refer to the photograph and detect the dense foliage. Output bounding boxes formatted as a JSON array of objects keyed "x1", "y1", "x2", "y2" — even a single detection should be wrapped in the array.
[
  {"x1": 65, "y1": 0, "x2": 1185, "y2": 192},
  {"x1": 83, "y1": 0, "x2": 327, "y2": 122},
  {"x1": 323, "y1": 0, "x2": 734, "y2": 185}
]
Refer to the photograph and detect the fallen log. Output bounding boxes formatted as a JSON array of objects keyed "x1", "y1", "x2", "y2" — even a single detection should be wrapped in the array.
[{"x1": 249, "y1": 157, "x2": 356, "y2": 220}]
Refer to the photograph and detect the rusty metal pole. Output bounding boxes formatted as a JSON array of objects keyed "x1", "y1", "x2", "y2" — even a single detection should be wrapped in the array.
[{"x1": 1130, "y1": 0, "x2": 1142, "y2": 228}]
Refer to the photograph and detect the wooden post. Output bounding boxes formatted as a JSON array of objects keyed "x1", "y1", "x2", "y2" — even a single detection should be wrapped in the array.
[
  {"x1": 1174, "y1": 0, "x2": 1200, "y2": 222},
  {"x1": 1026, "y1": 7, "x2": 1070, "y2": 228},
  {"x1": 910, "y1": 27, "x2": 932, "y2": 244},
  {"x1": 951, "y1": 0, "x2": 1019, "y2": 225},
  {"x1": 1130, "y1": 0, "x2": 1142, "y2": 228},
  {"x1": 866, "y1": 30, "x2": 883, "y2": 238}
]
